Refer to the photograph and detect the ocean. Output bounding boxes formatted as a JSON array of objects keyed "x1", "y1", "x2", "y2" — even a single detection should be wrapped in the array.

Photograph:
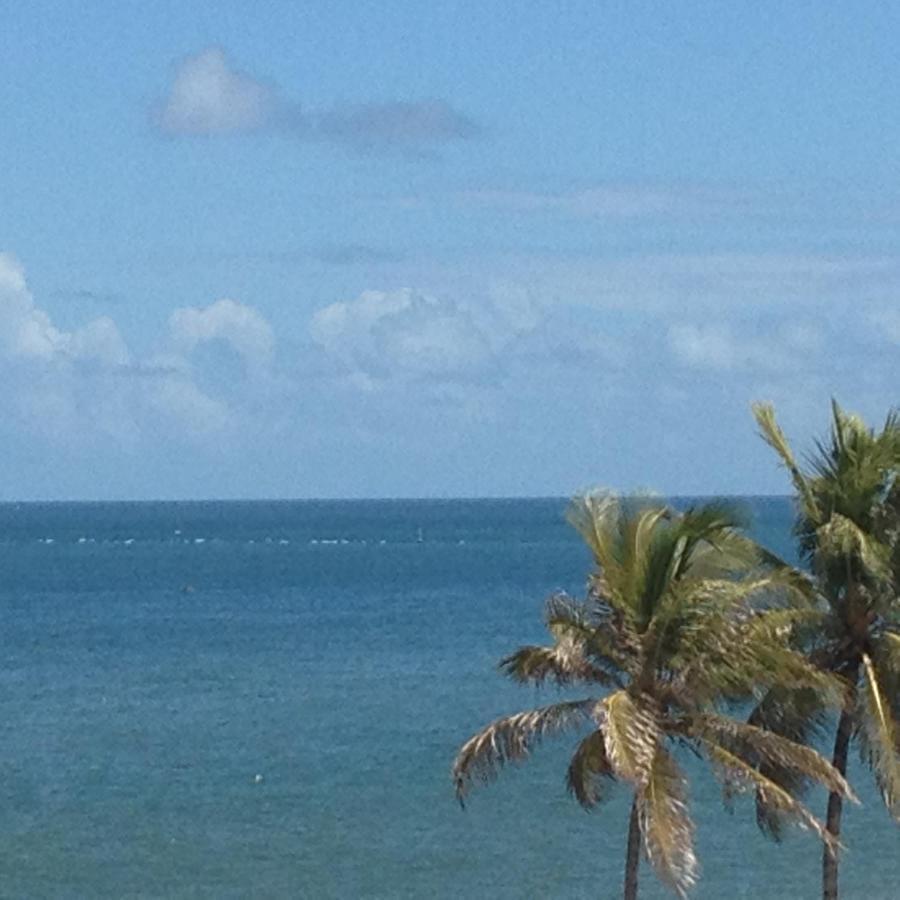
[{"x1": 0, "y1": 498, "x2": 896, "y2": 898}]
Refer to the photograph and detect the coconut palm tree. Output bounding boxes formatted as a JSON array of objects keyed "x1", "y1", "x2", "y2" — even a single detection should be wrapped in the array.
[
  {"x1": 751, "y1": 401, "x2": 900, "y2": 900},
  {"x1": 452, "y1": 494, "x2": 853, "y2": 898}
]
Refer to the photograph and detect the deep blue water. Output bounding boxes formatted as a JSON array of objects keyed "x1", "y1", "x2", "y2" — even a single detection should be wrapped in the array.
[{"x1": 0, "y1": 498, "x2": 896, "y2": 898}]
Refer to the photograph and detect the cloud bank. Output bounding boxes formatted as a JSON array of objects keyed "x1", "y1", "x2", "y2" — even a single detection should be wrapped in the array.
[
  {"x1": 3, "y1": 245, "x2": 897, "y2": 497},
  {"x1": 0, "y1": 253, "x2": 277, "y2": 441}
]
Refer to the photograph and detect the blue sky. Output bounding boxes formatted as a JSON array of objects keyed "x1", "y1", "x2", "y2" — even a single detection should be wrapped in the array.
[{"x1": 0, "y1": 1, "x2": 897, "y2": 499}]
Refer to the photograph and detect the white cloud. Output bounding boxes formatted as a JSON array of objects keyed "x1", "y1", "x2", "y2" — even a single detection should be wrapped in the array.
[
  {"x1": 310, "y1": 287, "x2": 543, "y2": 382},
  {"x1": 0, "y1": 253, "x2": 282, "y2": 441},
  {"x1": 0, "y1": 253, "x2": 129, "y2": 365},
  {"x1": 169, "y1": 298, "x2": 275, "y2": 367},
  {"x1": 156, "y1": 48, "x2": 277, "y2": 135}
]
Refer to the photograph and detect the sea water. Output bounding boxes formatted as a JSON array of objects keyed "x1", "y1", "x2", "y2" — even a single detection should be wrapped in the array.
[{"x1": 0, "y1": 499, "x2": 896, "y2": 898}]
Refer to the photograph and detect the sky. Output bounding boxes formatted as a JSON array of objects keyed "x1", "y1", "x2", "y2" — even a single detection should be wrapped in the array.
[{"x1": 0, "y1": 1, "x2": 898, "y2": 499}]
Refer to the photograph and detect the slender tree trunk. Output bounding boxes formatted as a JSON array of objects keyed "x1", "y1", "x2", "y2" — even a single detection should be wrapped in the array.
[
  {"x1": 822, "y1": 667, "x2": 858, "y2": 900},
  {"x1": 624, "y1": 795, "x2": 641, "y2": 900}
]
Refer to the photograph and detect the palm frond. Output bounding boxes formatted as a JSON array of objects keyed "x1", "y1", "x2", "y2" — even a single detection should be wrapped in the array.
[
  {"x1": 452, "y1": 700, "x2": 594, "y2": 804},
  {"x1": 625, "y1": 505, "x2": 672, "y2": 624},
  {"x1": 691, "y1": 714, "x2": 855, "y2": 801},
  {"x1": 752, "y1": 402, "x2": 819, "y2": 520},
  {"x1": 858, "y1": 653, "x2": 900, "y2": 819},
  {"x1": 667, "y1": 591, "x2": 837, "y2": 705},
  {"x1": 701, "y1": 740, "x2": 840, "y2": 852},
  {"x1": 638, "y1": 746, "x2": 698, "y2": 899},
  {"x1": 543, "y1": 592, "x2": 630, "y2": 684},
  {"x1": 566, "y1": 492, "x2": 622, "y2": 574},
  {"x1": 499, "y1": 643, "x2": 614, "y2": 687},
  {"x1": 599, "y1": 690, "x2": 659, "y2": 784},
  {"x1": 816, "y1": 513, "x2": 892, "y2": 582},
  {"x1": 748, "y1": 685, "x2": 832, "y2": 841},
  {"x1": 566, "y1": 729, "x2": 615, "y2": 809}
]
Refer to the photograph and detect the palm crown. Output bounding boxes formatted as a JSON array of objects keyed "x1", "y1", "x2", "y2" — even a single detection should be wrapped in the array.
[
  {"x1": 453, "y1": 494, "x2": 853, "y2": 898},
  {"x1": 751, "y1": 401, "x2": 900, "y2": 899}
]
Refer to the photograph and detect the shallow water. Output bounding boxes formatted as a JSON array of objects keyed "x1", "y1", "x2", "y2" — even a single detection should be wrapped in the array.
[{"x1": 0, "y1": 498, "x2": 896, "y2": 898}]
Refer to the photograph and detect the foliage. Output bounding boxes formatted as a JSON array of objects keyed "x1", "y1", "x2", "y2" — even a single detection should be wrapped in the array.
[
  {"x1": 751, "y1": 401, "x2": 900, "y2": 835},
  {"x1": 453, "y1": 494, "x2": 853, "y2": 897}
]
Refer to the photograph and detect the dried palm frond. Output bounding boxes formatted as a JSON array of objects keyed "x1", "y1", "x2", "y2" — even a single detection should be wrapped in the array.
[
  {"x1": 638, "y1": 746, "x2": 698, "y2": 899},
  {"x1": 702, "y1": 740, "x2": 840, "y2": 853},
  {"x1": 599, "y1": 690, "x2": 659, "y2": 785},
  {"x1": 499, "y1": 642, "x2": 613, "y2": 687},
  {"x1": 566, "y1": 729, "x2": 615, "y2": 809},
  {"x1": 748, "y1": 685, "x2": 832, "y2": 841},
  {"x1": 691, "y1": 714, "x2": 855, "y2": 802},
  {"x1": 452, "y1": 699, "x2": 594, "y2": 804},
  {"x1": 857, "y1": 654, "x2": 900, "y2": 820}
]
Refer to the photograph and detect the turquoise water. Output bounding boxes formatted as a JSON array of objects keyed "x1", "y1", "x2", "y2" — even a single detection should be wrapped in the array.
[{"x1": 0, "y1": 498, "x2": 896, "y2": 898}]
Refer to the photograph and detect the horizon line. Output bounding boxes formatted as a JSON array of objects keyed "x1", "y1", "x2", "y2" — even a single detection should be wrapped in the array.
[{"x1": 0, "y1": 492, "x2": 794, "y2": 504}]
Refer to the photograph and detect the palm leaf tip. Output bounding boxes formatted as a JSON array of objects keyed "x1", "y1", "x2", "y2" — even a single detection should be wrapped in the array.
[
  {"x1": 451, "y1": 700, "x2": 594, "y2": 805},
  {"x1": 639, "y1": 747, "x2": 698, "y2": 899}
]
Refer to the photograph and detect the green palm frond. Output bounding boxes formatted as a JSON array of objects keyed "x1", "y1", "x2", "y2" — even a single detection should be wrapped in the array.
[
  {"x1": 733, "y1": 612, "x2": 844, "y2": 700},
  {"x1": 858, "y1": 654, "x2": 900, "y2": 819},
  {"x1": 625, "y1": 506, "x2": 673, "y2": 625},
  {"x1": 452, "y1": 700, "x2": 594, "y2": 804},
  {"x1": 702, "y1": 740, "x2": 840, "y2": 853},
  {"x1": 566, "y1": 492, "x2": 623, "y2": 577},
  {"x1": 600, "y1": 690, "x2": 659, "y2": 784},
  {"x1": 752, "y1": 403, "x2": 819, "y2": 520},
  {"x1": 638, "y1": 746, "x2": 698, "y2": 899},
  {"x1": 566, "y1": 729, "x2": 615, "y2": 809},
  {"x1": 669, "y1": 597, "x2": 836, "y2": 705}
]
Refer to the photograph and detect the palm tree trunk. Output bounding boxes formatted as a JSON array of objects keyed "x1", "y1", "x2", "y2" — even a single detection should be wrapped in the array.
[
  {"x1": 822, "y1": 668, "x2": 858, "y2": 900},
  {"x1": 624, "y1": 795, "x2": 641, "y2": 900}
]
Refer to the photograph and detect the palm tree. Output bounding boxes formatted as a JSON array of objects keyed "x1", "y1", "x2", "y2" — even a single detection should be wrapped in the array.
[
  {"x1": 452, "y1": 494, "x2": 853, "y2": 898},
  {"x1": 752, "y1": 401, "x2": 900, "y2": 900}
]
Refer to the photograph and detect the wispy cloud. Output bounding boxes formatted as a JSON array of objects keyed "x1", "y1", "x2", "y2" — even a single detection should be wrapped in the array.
[
  {"x1": 153, "y1": 47, "x2": 479, "y2": 151},
  {"x1": 454, "y1": 185, "x2": 750, "y2": 220},
  {"x1": 311, "y1": 244, "x2": 403, "y2": 266},
  {"x1": 311, "y1": 100, "x2": 479, "y2": 149},
  {"x1": 667, "y1": 322, "x2": 823, "y2": 372},
  {"x1": 49, "y1": 288, "x2": 124, "y2": 304}
]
